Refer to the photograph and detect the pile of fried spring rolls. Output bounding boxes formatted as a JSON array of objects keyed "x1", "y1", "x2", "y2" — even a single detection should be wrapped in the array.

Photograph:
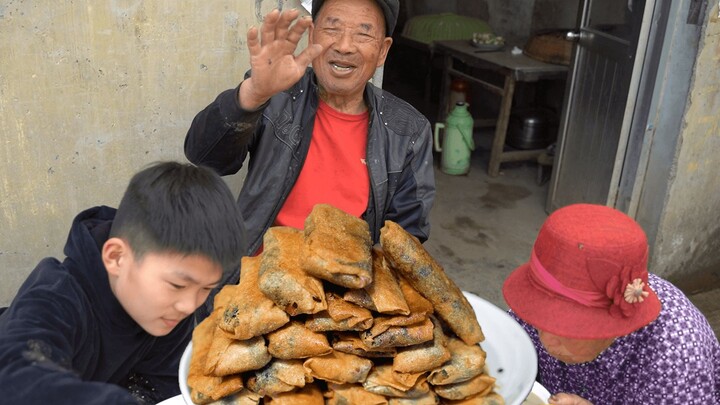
[{"x1": 187, "y1": 204, "x2": 504, "y2": 405}]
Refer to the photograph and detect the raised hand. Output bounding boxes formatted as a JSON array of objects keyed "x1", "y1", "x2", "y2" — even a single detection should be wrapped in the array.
[
  {"x1": 238, "y1": 8, "x2": 324, "y2": 110},
  {"x1": 549, "y1": 393, "x2": 594, "y2": 405}
]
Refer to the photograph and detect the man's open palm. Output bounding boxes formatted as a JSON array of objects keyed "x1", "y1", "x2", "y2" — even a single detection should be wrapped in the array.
[{"x1": 241, "y1": 9, "x2": 323, "y2": 109}]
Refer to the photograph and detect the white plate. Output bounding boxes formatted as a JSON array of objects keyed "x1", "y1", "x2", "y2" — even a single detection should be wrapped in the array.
[
  {"x1": 156, "y1": 394, "x2": 185, "y2": 405},
  {"x1": 179, "y1": 343, "x2": 192, "y2": 404},
  {"x1": 178, "y1": 292, "x2": 537, "y2": 405},
  {"x1": 523, "y1": 381, "x2": 551, "y2": 404},
  {"x1": 463, "y1": 291, "x2": 537, "y2": 405}
]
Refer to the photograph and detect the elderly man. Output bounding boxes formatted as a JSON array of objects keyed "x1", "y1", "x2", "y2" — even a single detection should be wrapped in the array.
[{"x1": 185, "y1": 0, "x2": 435, "y2": 310}]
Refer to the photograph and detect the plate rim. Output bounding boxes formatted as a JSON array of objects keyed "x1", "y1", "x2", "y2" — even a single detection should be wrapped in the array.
[
  {"x1": 532, "y1": 381, "x2": 551, "y2": 401},
  {"x1": 462, "y1": 290, "x2": 537, "y2": 405}
]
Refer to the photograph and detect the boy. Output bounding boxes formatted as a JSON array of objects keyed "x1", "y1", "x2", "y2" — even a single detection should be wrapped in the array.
[{"x1": 0, "y1": 161, "x2": 246, "y2": 404}]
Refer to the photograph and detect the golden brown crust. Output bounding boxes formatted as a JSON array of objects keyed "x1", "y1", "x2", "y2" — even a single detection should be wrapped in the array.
[
  {"x1": 187, "y1": 315, "x2": 244, "y2": 403},
  {"x1": 428, "y1": 337, "x2": 487, "y2": 385},
  {"x1": 216, "y1": 255, "x2": 290, "y2": 340},
  {"x1": 301, "y1": 204, "x2": 373, "y2": 289},
  {"x1": 302, "y1": 350, "x2": 374, "y2": 384},
  {"x1": 331, "y1": 332, "x2": 397, "y2": 358},
  {"x1": 343, "y1": 288, "x2": 378, "y2": 311},
  {"x1": 264, "y1": 384, "x2": 325, "y2": 405},
  {"x1": 245, "y1": 359, "x2": 312, "y2": 397},
  {"x1": 325, "y1": 383, "x2": 390, "y2": 405},
  {"x1": 266, "y1": 321, "x2": 333, "y2": 359},
  {"x1": 305, "y1": 292, "x2": 374, "y2": 332},
  {"x1": 364, "y1": 247, "x2": 410, "y2": 315},
  {"x1": 387, "y1": 391, "x2": 440, "y2": 405},
  {"x1": 443, "y1": 391, "x2": 505, "y2": 405},
  {"x1": 259, "y1": 227, "x2": 327, "y2": 315},
  {"x1": 380, "y1": 221, "x2": 484, "y2": 345},
  {"x1": 205, "y1": 331, "x2": 271, "y2": 376},
  {"x1": 392, "y1": 316, "x2": 451, "y2": 374},
  {"x1": 186, "y1": 214, "x2": 501, "y2": 405},
  {"x1": 363, "y1": 364, "x2": 431, "y2": 398},
  {"x1": 432, "y1": 373, "x2": 497, "y2": 401},
  {"x1": 361, "y1": 318, "x2": 434, "y2": 348}
]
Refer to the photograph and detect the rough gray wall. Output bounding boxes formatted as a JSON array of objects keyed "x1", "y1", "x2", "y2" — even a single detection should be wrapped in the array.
[
  {"x1": 0, "y1": 0, "x2": 299, "y2": 306},
  {"x1": 651, "y1": 2, "x2": 720, "y2": 289}
]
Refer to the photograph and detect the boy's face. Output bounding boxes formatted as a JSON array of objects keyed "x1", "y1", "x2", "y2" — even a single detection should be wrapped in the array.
[{"x1": 103, "y1": 238, "x2": 223, "y2": 337}]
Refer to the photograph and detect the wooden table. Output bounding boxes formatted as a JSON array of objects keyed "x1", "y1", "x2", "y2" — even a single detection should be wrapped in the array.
[{"x1": 434, "y1": 40, "x2": 568, "y2": 177}]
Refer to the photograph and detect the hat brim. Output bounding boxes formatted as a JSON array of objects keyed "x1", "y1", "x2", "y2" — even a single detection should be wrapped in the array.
[{"x1": 503, "y1": 263, "x2": 661, "y2": 339}]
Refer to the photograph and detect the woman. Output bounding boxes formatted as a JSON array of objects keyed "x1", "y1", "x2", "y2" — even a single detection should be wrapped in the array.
[{"x1": 503, "y1": 204, "x2": 719, "y2": 405}]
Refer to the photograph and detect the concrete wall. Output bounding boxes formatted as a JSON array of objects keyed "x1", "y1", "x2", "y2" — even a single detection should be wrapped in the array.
[
  {"x1": 0, "y1": 0, "x2": 302, "y2": 306},
  {"x1": 651, "y1": 2, "x2": 720, "y2": 289}
]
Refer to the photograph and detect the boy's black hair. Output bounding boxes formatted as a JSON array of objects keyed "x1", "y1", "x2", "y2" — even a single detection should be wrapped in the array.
[{"x1": 110, "y1": 161, "x2": 246, "y2": 277}]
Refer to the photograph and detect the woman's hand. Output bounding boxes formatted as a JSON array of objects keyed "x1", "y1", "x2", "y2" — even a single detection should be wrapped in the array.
[{"x1": 548, "y1": 393, "x2": 594, "y2": 405}]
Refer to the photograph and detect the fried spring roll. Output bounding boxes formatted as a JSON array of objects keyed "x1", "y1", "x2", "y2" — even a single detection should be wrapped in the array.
[
  {"x1": 380, "y1": 220, "x2": 484, "y2": 345},
  {"x1": 301, "y1": 204, "x2": 373, "y2": 289},
  {"x1": 305, "y1": 292, "x2": 373, "y2": 332},
  {"x1": 343, "y1": 288, "x2": 378, "y2": 311},
  {"x1": 264, "y1": 384, "x2": 325, "y2": 405},
  {"x1": 433, "y1": 373, "x2": 497, "y2": 401},
  {"x1": 325, "y1": 383, "x2": 389, "y2": 405},
  {"x1": 187, "y1": 314, "x2": 244, "y2": 404},
  {"x1": 259, "y1": 227, "x2": 327, "y2": 315},
  {"x1": 393, "y1": 316, "x2": 451, "y2": 374},
  {"x1": 302, "y1": 350, "x2": 373, "y2": 384},
  {"x1": 246, "y1": 359, "x2": 312, "y2": 397},
  {"x1": 363, "y1": 364, "x2": 431, "y2": 398},
  {"x1": 428, "y1": 337, "x2": 487, "y2": 385},
  {"x1": 205, "y1": 331, "x2": 271, "y2": 376},
  {"x1": 388, "y1": 391, "x2": 440, "y2": 405},
  {"x1": 331, "y1": 332, "x2": 397, "y2": 358},
  {"x1": 443, "y1": 392, "x2": 505, "y2": 405},
  {"x1": 364, "y1": 247, "x2": 410, "y2": 314},
  {"x1": 216, "y1": 255, "x2": 290, "y2": 340},
  {"x1": 266, "y1": 321, "x2": 333, "y2": 359},
  {"x1": 361, "y1": 317, "x2": 434, "y2": 348}
]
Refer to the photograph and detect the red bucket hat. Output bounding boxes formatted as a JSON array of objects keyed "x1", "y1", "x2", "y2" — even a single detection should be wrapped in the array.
[{"x1": 503, "y1": 204, "x2": 661, "y2": 339}]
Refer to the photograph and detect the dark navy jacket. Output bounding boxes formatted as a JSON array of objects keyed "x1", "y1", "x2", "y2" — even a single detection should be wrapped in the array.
[{"x1": 0, "y1": 206, "x2": 193, "y2": 404}]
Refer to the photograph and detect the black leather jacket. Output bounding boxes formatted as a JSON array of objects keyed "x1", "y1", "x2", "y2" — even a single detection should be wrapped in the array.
[{"x1": 185, "y1": 69, "x2": 435, "y2": 262}]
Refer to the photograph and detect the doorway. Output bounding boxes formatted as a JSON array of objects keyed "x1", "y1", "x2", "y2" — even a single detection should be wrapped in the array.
[{"x1": 547, "y1": 0, "x2": 652, "y2": 211}]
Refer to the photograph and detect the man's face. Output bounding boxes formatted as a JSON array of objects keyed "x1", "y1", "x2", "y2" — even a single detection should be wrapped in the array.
[
  {"x1": 106, "y1": 243, "x2": 222, "y2": 337},
  {"x1": 537, "y1": 329, "x2": 616, "y2": 364},
  {"x1": 311, "y1": 0, "x2": 392, "y2": 107}
]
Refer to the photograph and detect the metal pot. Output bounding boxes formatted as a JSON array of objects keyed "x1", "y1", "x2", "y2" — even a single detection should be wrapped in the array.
[{"x1": 506, "y1": 108, "x2": 553, "y2": 150}]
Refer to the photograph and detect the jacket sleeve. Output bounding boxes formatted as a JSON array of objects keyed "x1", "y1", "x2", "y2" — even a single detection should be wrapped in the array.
[
  {"x1": 0, "y1": 262, "x2": 140, "y2": 405},
  {"x1": 184, "y1": 83, "x2": 267, "y2": 176},
  {"x1": 385, "y1": 118, "x2": 436, "y2": 243}
]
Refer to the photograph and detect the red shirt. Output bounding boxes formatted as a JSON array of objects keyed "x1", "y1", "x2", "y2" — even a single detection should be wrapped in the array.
[{"x1": 275, "y1": 100, "x2": 370, "y2": 229}]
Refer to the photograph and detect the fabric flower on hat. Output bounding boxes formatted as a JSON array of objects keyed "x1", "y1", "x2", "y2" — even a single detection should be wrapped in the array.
[
  {"x1": 587, "y1": 251, "x2": 649, "y2": 319},
  {"x1": 604, "y1": 264, "x2": 642, "y2": 318}
]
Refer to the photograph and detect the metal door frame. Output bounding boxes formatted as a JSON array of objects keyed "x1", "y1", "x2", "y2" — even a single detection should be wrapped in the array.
[{"x1": 546, "y1": 0, "x2": 659, "y2": 213}]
